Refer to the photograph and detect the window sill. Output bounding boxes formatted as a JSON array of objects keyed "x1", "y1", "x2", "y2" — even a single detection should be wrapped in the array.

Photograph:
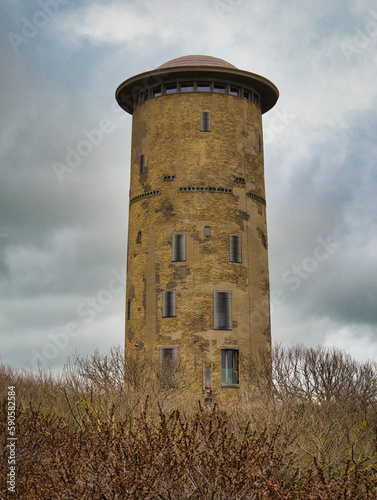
[{"x1": 221, "y1": 384, "x2": 240, "y2": 389}]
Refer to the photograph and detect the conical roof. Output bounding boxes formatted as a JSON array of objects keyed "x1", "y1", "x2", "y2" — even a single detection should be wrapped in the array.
[{"x1": 156, "y1": 55, "x2": 237, "y2": 69}]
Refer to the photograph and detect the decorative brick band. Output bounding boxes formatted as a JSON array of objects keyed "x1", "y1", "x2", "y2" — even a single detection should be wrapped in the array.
[
  {"x1": 234, "y1": 176, "x2": 246, "y2": 184},
  {"x1": 130, "y1": 189, "x2": 161, "y2": 205},
  {"x1": 246, "y1": 192, "x2": 266, "y2": 206},
  {"x1": 179, "y1": 186, "x2": 233, "y2": 194}
]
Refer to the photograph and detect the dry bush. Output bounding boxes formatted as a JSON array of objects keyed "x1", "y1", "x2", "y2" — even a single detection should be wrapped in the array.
[
  {"x1": 273, "y1": 343, "x2": 377, "y2": 406},
  {"x1": 1, "y1": 343, "x2": 377, "y2": 498},
  {"x1": 1, "y1": 400, "x2": 376, "y2": 499}
]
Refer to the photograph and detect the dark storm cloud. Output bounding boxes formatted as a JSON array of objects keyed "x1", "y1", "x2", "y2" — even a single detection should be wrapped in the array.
[
  {"x1": 267, "y1": 102, "x2": 377, "y2": 355},
  {"x1": 0, "y1": 2, "x2": 133, "y2": 369},
  {"x1": 1, "y1": 0, "x2": 376, "y2": 368}
]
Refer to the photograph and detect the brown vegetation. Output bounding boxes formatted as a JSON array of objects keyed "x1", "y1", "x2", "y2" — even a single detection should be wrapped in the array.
[{"x1": 1, "y1": 344, "x2": 377, "y2": 498}]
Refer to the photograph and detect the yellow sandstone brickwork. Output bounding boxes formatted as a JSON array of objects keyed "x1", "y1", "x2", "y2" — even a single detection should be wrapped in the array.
[
  {"x1": 126, "y1": 93, "x2": 269, "y2": 393},
  {"x1": 116, "y1": 56, "x2": 279, "y2": 399}
]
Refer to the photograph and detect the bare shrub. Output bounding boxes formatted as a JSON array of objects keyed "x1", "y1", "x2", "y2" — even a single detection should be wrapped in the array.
[
  {"x1": 1, "y1": 400, "x2": 376, "y2": 499},
  {"x1": 1, "y1": 343, "x2": 377, "y2": 497},
  {"x1": 273, "y1": 343, "x2": 377, "y2": 406}
]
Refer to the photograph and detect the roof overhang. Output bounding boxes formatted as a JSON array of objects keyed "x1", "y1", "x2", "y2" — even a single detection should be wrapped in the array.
[{"x1": 115, "y1": 66, "x2": 279, "y2": 115}]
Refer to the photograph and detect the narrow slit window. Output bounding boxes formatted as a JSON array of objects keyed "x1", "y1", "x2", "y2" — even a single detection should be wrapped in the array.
[
  {"x1": 213, "y1": 291, "x2": 232, "y2": 330},
  {"x1": 221, "y1": 349, "x2": 239, "y2": 386},
  {"x1": 162, "y1": 290, "x2": 176, "y2": 318},
  {"x1": 204, "y1": 365, "x2": 212, "y2": 389},
  {"x1": 136, "y1": 231, "x2": 142, "y2": 244},
  {"x1": 262, "y1": 234, "x2": 267, "y2": 249},
  {"x1": 139, "y1": 154, "x2": 145, "y2": 174},
  {"x1": 205, "y1": 226, "x2": 211, "y2": 237},
  {"x1": 201, "y1": 112, "x2": 211, "y2": 132},
  {"x1": 229, "y1": 234, "x2": 242, "y2": 263},
  {"x1": 127, "y1": 299, "x2": 131, "y2": 321},
  {"x1": 172, "y1": 233, "x2": 186, "y2": 262},
  {"x1": 258, "y1": 134, "x2": 262, "y2": 153}
]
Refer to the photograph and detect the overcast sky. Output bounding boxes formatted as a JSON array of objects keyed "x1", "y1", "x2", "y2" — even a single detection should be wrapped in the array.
[{"x1": 1, "y1": 0, "x2": 376, "y2": 372}]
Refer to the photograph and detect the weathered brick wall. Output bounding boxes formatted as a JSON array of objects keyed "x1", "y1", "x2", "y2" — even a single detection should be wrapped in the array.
[{"x1": 126, "y1": 91, "x2": 271, "y2": 396}]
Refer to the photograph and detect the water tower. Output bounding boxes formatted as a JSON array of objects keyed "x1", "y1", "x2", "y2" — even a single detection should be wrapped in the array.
[{"x1": 116, "y1": 55, "x2": 278, "y2": 397}]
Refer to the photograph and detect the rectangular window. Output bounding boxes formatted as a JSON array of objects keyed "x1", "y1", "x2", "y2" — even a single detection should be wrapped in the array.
[
  {"x1": 205, "y1": 226, "x2": 211, "y2": 237},
  {"x1": 165, "y1": 84, "x2": 178, "y2": 94},
  {"x1": 160, "y1": 347, "x2": 178, "y2": 387},
  {"x1": 139, "y1": 154, "x2": 145, "y2": 174},
  {"x1": 162, "y1": 290, "x2": 176, "y2": 317},
  {"x1": 153, "y1": 86, "x2": 162, "y2": 97},
  {"x1": 172, "y1": 233, "x2": 186, "y2": 262},
  {"x1": 214, "y1": 84, "x2": 226, "y2": 93},
  {"x1": 127, "y1": 299, "x2": 131, "y2": 321},
  {"x1": 197, "y1": 82, "x2": 211, "y2": 92},
  {"x1": 229, "y1": 234, "x2": 242, "y2": 263},
  {"x1": 141, "y1": 90, "x2": 149, "y2": 101},
  {"x1": 229, "y1": 86, "x2": 240, "y2": 96},
  {"x1": 180, "y1": 82, "x2": 194, "y2": 92},
  {"x1": 204, "y1": 365, "x2": 212, "y2": 389},
  {"x1": 201, "y1": 112, "x2": 211, "y2": 132},
  {"x1": 213, "y1": 291, "x2": 232, "y2": 330},
  {"x1": 221, "y1": 349, "x2": 239, "y2": 386}
]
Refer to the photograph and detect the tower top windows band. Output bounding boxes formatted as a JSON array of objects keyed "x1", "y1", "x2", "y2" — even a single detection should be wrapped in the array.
[
  {"x1": 115, "y1": 59, "x2": 279, "y2": 114},
  {"x1": 129, "y1": 81, "x2": 262, "y2": 111}
]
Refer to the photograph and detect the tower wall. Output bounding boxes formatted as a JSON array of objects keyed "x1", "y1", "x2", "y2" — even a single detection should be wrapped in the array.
[{"x1": 125, "y1": 89, "x2": 272, "y2": 394}]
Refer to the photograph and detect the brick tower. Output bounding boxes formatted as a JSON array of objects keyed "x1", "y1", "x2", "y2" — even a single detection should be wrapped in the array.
[{"x1": 116, "y1": 55, "x2": 278, "y2": 397}]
